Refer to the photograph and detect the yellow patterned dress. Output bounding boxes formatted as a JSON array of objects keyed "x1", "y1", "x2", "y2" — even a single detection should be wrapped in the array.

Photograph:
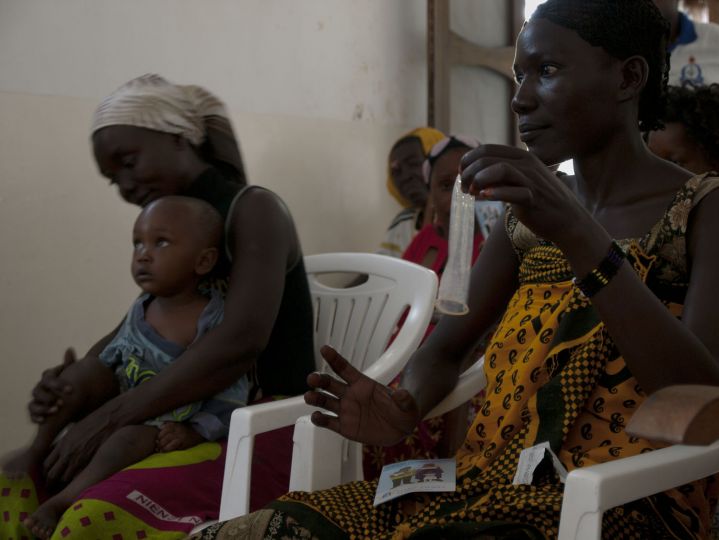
[{"x1": 191, "y1": 174, "x2": 719, "y2": 540}]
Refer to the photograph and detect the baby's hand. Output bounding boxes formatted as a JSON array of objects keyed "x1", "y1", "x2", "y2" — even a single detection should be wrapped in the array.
[{"x1": 156, "y1": 422, "x2": 205, "y2": 453}]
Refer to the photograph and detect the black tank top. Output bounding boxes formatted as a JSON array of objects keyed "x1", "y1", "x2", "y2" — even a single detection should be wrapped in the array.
[{"x1": 184, "y1": 167, "x2": 315, "y2": 397}]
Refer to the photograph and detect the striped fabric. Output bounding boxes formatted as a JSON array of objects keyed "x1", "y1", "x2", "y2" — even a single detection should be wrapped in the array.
[{"x1": 91, "y1": 74, "x2": 229, "y2": 146}]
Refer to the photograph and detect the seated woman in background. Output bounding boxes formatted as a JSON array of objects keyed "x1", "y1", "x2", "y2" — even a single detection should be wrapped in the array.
[
  {"x1": 378, "y1": 127, "x2": 445, "y2": 258},
  {"x1": 194, "y1": 0, "x2": 719, "y2": 538},
  {"x1": 364, "y1": 135, "x2": 486, "y2": 480},
  {"x1": 0, "y1": 74, "x2": 315, "y2": 539},
  {"x1": 648, "y1": 82, "x2": 719, "y2": 174}
]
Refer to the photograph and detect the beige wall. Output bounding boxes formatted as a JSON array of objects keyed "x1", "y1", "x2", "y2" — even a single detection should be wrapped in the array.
[{"x1": 0, "y1": 0, "x2": 511, "y2": 453}]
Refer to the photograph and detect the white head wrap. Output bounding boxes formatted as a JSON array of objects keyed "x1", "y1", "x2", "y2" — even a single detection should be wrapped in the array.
[
  {"x1": 91, "y1": 73, "x2": 228, "y2": 146},
  {"x1": 91, "y1": 74, "x2": 246, "y2": 183}
]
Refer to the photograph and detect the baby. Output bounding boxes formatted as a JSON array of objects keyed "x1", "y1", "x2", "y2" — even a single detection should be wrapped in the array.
[{"x1": 4, "y1": 196, "x2": 248, "y2": 539}]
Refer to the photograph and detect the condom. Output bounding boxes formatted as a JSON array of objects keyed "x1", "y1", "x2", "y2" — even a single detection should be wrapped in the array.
[{"x1": 435, "y1": 175, "x2": 475, "y2": 316}]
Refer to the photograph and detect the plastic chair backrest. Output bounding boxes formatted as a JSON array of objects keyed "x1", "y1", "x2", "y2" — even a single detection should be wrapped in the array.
[
  {"x1": 217, "y1": 253, "x2": 437, "y2": 521},
  {"x1": 304, "y1": 252, "x2": 437, "y2": 381},
  {"x1": 291, "y1": 253, "x2": 438, "y2": 488}
]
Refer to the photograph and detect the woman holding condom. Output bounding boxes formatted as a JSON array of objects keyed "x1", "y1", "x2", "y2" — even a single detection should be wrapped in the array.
[{"x1": 195, "y1": 0, "x2": 719, "y2": 537}]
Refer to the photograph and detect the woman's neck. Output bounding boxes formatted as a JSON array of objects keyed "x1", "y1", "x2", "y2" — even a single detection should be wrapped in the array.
[
  {"x1": 573, "y1": 129, "x2": 653, "y2": 212},
  {"x1": 182, "y1": 159, "x2": 212, "y2": 188},
  {"x1": 571, "y1": 128, "x2": 693, "y2": 240}
]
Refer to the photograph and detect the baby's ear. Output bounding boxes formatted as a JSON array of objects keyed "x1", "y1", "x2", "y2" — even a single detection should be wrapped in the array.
[{"x1": 195, "y1": 247, "x2": 219, "y2": 276}]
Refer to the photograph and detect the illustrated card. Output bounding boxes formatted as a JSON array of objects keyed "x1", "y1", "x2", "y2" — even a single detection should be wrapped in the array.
[{"x1": 373, "y1": 458, "x2": 456, "y2": 506}]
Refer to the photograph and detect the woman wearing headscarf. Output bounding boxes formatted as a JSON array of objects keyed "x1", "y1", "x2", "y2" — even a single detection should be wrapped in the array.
[
  {"x1": 378, "y1": 127, "x2": 446, "y2": 258},
  {"x1": 0, "y1": 74, "x2": 315, "y2": 539}
]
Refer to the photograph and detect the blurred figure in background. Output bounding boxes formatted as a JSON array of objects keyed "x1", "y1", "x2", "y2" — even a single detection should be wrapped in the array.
[
  {"x1": 653, "y1": 0, "x2": 719, "y2": 85},
  {"x1": 378, "y1": 127, "x2": 445, "y2": 258},
  {"x1": 648, "y1": 83, "x2": 719, "y2": 174}
]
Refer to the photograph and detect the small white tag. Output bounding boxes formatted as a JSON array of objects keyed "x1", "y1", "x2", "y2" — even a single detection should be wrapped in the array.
[
  {"x1": 513, "y1": 442, "x2": 549, "y2": 485},
  {"x1": 512, "y1": 441, "x2": 568, "y2": 485}
]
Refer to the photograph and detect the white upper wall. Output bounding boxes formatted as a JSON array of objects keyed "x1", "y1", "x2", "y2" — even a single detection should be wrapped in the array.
[
  {"x1": 0, "y1": 0, "x2": 430, "y2": 124},
  {"x1": 0, "y1": 0, "x2": 510, "y2": 131},
  {"x1": 450, "y1": 1, "x2": 513, "y2": 142}
]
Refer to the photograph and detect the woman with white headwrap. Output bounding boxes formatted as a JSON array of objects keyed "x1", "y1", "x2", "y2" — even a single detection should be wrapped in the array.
[
  {"x1": 0, "y1": 74, "x2": 315, "y2": 539},
  {"x1": 92, "y1": 73, "x2": 246, "y2": 186}
]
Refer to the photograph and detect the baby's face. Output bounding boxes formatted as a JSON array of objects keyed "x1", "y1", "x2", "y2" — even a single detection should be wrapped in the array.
[{"x1": 131, "y1": 203, "x2": 206, "y2": 297}]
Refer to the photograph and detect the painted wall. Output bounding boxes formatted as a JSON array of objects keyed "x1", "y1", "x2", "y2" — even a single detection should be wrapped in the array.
[{"x1": 0, "y1": 0, "x2": 511, "y2": 453}]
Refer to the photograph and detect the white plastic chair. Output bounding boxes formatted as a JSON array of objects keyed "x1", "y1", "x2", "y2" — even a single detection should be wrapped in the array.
[
  {"x1": 557, "y1": 441, "x2": 719, "y2": 539},
  {"x1": 217, "y1": 253, "x2": 438, "y2": 520}
]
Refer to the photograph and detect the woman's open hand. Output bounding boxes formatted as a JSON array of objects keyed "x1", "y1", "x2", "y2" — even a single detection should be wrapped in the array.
[
  {"x1": 304, "y1": 346, "x2": 420, "y2": 446},
  {"x1": 460, "y1": 145, "x2": 589, "y2": 248},
  {"x1": 28, "y1": 348, "x2": 76, "y2": 423}
]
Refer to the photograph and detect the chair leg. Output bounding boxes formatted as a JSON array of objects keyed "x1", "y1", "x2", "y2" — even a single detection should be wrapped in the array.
[
  {"x1": 558, "y1": 472, "x2": 603, "y2": 540},
  {"x1": 219, "y1": 432, "x2": 253, "y2": 520},
  {"x1": 290, "y1": 416, "x2": 344, "y2": 492},
  {"x1": 557, "y1": 509, "x2": 602, "y2": 540}
]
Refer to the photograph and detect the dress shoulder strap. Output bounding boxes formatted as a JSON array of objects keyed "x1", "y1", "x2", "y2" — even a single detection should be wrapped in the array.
[
  {"x1": 505, "y1": 207, "x2": 540, "y2": 262},
  {"x1": 643, "y1": 173, "x2": 719, "y2": 254},
  {"x1": 223, "y1": 185, "x2": 302, "y2": 272},
  {"x1": 693, "y1": 173, "x2": 719, "y2": 206}
]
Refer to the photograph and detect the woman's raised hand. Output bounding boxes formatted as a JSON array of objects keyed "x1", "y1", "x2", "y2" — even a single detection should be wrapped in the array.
[
  {"x1": 460, "y1": 145, "x2": 589, "y2": 248},
  {"x1": 305, "y1": 346, "x2": 420, "y2": 446},
  {"x1": 28, "y1": 348, "x2": 76, "y2": 423}
]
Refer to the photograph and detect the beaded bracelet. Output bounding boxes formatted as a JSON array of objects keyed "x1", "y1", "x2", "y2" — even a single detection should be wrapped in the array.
[{"x1": 573, "y1": 240, "x2": 626, "y2": 298}]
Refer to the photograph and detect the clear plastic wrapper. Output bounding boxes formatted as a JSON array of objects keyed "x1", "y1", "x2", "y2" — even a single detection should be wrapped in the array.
[{"x1": 435, "y1": 175, "x2": 475, "y2": 316}]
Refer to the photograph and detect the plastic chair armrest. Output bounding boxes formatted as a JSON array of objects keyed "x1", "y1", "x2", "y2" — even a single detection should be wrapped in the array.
[
  {"x1": 557, "y1": 440, "x2": 719, "y2": 540},
  {"x1": 290, "y1": 415, "x2": 346, "y2": 492},
  {"x1": 424, "y1": 357, "x2": 487, "y2": 419},
  {"x1": 219, "y1": 396, "x2": 316, "y2": 520}
]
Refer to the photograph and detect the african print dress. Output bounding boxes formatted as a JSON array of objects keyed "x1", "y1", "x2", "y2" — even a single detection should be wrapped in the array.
[{"x1": 191, "y1": 173, "x2": 719, "y2": 540}]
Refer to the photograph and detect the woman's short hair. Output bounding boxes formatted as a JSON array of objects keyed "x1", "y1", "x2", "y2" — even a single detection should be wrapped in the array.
[{"x1": 532, "y1": 0, "x2": 670, "y2": 132}]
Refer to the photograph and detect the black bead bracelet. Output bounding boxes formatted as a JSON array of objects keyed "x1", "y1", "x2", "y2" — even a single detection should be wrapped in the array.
[{"x1": 573, "y1": 240, "x2": 626, "y2": 298}]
